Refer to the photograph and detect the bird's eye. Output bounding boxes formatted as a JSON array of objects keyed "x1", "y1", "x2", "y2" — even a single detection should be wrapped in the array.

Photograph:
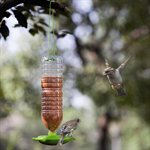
[
  {"x1": 105, "y1": 70, "x2": 109, "y2": 73},
  {"x1": 62, "y1": 125, "x2": 67, "y2": 129}
]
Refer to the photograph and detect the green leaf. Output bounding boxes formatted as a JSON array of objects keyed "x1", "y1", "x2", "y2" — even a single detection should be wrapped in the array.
[
  {"x1": 32, "y1": 132, "x2": 75, "y2": 145},
  {"x1": 12, "y1": 9, "x2": 28, "y2": 28},
  {"x1": 29, "y1": 28, "x2": 38, "y2": 36},
  {"x1": 0, "y1": 20, "x2": 9, "y2": 40}
]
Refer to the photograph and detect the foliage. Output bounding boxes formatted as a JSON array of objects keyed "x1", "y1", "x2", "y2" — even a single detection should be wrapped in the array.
[
  {"x1": 0, "y1": 40, "x2": 41, "y2": 118},
  {"x1": 0, "y1": 0, "x2": 70, "y2": 39}
]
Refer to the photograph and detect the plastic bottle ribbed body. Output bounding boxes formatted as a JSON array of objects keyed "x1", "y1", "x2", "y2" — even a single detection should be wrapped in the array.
[{"x1": 41, "y1": 56, "x2": 63, "y2": 132}]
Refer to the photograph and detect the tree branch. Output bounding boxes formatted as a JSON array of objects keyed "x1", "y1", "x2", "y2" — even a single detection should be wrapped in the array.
[{"x1": 0, "y1": 0, "x2": 69, "y2": 21}]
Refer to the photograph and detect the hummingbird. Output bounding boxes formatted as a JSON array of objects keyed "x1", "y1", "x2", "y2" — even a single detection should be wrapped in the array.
[
  {"x1": 103, "y1": 56, "x2": 131, "y2": 96},
  {"x1": 56, "y1": 118, "x2": 80, "y2": 146}
]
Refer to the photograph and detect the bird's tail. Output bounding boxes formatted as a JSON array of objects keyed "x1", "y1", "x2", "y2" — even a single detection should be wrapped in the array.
[
  {"x1": 116, "y1": 88, "x2": 126, "y2": 96},
  {"x1": 57, "y1": 135, "x2": 65, "y2": 146}
]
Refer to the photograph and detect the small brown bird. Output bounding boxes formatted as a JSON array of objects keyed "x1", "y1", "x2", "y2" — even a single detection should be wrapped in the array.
[
  {"x1": 56, "y1": 118, "x2": 80, "y2": 146},
  {"x1": 103, "y1": 56, "x2": 131, "y2": 96}
]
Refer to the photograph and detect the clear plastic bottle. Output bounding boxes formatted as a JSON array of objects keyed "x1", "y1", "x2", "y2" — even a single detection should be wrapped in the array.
[{"x1": 41, "y1": 56, "x2": 64, "y2": 132}]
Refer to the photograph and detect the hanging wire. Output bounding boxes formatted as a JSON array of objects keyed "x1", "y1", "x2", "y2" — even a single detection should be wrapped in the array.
[
  {"x1": 51, "y1": 7, "x2": 56, "y2": 55},
  {"x1": 48, "y1": 0, "x2": 52, "y2": 55},
  {"x1": 48, "y1": 0, "x2": 57, "y2": 56},
  {"x1": 55, "y1": 12, "x2": 59, "y2": 53}
]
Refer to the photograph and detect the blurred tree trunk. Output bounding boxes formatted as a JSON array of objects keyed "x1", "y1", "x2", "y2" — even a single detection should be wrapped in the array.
[
  {"x1": 97, "y1": 112, "x2": 122, "y2": 150},
  {"x1": 109, "y1": 122, "x2": 122, "y2": 150},
  {"x1": 97, "y1": 112, "x2": 111, "y2": 150}
]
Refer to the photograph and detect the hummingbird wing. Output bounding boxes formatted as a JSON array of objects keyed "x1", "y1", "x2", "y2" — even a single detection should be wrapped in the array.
[
  {"x1": 63, "y1": 118, "x2": 80, "y2": 133},
  {"x1": 117, "y1": 56, "x2": 132, "y2": 72},
  {"x1": 105, "y1": 59, "x2": 110, "y2": 68},
  {"x1": 56, "y1": 118, "x2": 80, "y2": 135}
]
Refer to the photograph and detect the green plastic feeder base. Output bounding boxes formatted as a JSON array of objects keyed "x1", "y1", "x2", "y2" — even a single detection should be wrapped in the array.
[{"x1": 32, "y1": 132, "x2": 75, "y2": 145}]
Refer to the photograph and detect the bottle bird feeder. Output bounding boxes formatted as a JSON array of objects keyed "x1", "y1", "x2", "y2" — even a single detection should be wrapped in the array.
[
  {"x1": 33, "y1": 56, "x2": 77, "y2": 146},
  {"x1": 32, "y1": 1, "x2": 78, "y2": 146},
  {"x1": 41, "y1": 56, "x2": 64, "y2": 132}
]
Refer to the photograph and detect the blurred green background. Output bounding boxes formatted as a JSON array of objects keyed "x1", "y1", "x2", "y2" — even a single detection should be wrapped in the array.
[{"x1": 0, "y1": 0, "x2": 150, "y2": 150}]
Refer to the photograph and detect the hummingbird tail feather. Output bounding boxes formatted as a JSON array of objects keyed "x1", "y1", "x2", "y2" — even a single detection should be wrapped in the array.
[{"x1": 116, "y1": 88, "x2": 126, "y2": 96}]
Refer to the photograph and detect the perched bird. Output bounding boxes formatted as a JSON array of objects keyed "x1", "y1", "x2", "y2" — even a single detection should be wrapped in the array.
[
  {"x1": 103, "y1": 56, "x2": 131, "y2": 96},
  {"x1": 56, "y1": 118, "x2": 80, "y2": 146}
]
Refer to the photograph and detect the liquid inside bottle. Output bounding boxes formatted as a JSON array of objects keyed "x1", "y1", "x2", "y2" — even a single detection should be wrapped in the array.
[{"x1": 41, "y1": 56, "x2": 64, "y2": 132}]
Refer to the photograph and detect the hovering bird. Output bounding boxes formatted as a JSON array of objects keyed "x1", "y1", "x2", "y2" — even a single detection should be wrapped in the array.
[
  {"x1": 56, "y1": 118, "x2": 80, "y2": 146},
  {"x1": 103, "y1": 56, "x2": 132, "y2": 96}
]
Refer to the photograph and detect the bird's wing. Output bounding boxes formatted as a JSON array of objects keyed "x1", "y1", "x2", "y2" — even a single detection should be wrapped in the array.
[
  {"x1": 117, "y1": 56, "x2": 132, "y2": 72},
  {"x1": 105, "y1": 59, "x2": 110, "y2": 68}
]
